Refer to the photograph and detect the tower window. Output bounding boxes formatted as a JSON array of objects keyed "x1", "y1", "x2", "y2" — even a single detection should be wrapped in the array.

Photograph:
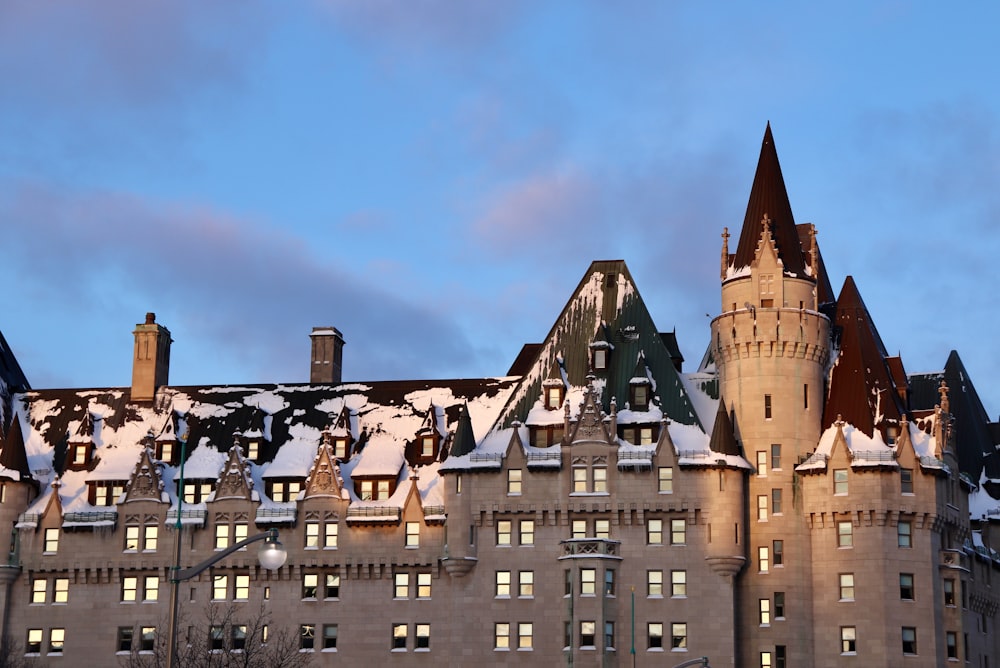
[
  {"x1": 764, "y1": 395, "x2": 772, "y2": 420},
  {"x1": 544, "y1": 385, "x2": 564, "y2": 410}
]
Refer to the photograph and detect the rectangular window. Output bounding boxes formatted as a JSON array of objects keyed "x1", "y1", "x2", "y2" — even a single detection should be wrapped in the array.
[
  {"x1": 647, "y1": 519, "x2": 663, "y2": 545},
  {"x1": 671, "y1": 623, "x2": 687, "y2": 650},
  {"x1": 764, "y1": 394, "x2": 772, "y2": 419},
  {"x1": 946, "y1": 631, "x2": 957, "y2": 659},
  {"x1": 759, "y1": 598, "x2": 771, "y2": 625},
  {"x1": 944, "y1": 578, "x2": 956, "y2": 606},
  {"x1": 44, "y1": 528, "x2": 59, "y2": 553},
  {"x1": 144, "y1": 575, "x2": 159, "y2": 602},
  {"x1": 325, "y1": 522, "x2": 338, "y2": 548},
  {"x1": 405, "y1": 521, "x2": 420, "y2": 548},
  {"x1": 757, "y1": 495, "x2": 768, "y2": 521},
  {"x1": 902, "y1": 626, "x2": 917, "y2": 654},
  {"x1": 771, "y1": 444, "x2": 781, "y2": 470},
  {"x1": 377, "y1": 480, "x2": 390, "y2": 499},
  {"x1": 140, "y1": 627, "x2": 155, "y2": 652},
  {"x1": 580, "y1": 621, "x2": 596, "y2": 648},
  {"x1": 837, "y1": 521, "x2": 853, "y2": 547},
  {"x1": 231, "y1": 625, "x2": 247, "y2": 651},
  {"x1": 519, "y1": 571, "x2": 534, "y2": 597},
  {"x1": 495, "y1": 571, "x2": 511, "y2": 597},
  {"x1": 647, "y1": 622, "x2": 663, "y2": 650},
  {"x1": 648, "y1": 570, "x2": 663, "y2": 597},
  {"x1": 565, "y1": 569, "x2": 572, "y2": 596},
  {"x1": 122, "y1": 576, "x2": 138, "y2": 602},
  {"x1": 31, "y1": 579, "x2": 46, "y2": 604},
  {"x1": 757, "y1": 450, "x2": 768, "y2": 475},
  {"x1": 776, "y1": 645, "x2": 786, "y2": 668},
  {"x1": 834, "y1": 469, "x2": 848, "y2": 494},
  {"x1": 804, "y1": 383, "x2": 809, "y2": 410},
  {"x1": 671, "y1": 519, "x2": 686, "y2": 544},
  {"x1": 658, "y1": 466, "x2": 673, "y2": 493},
  {"x1": 572, "y1": 519, "x2": 587, "y2": 539},
  {"x1": 212, "y1": 575, "x2": 228, "y2": 601},
  {"x1": 117, "y1": 627, "x2": 133, "y2": 653},
  {"x1": 899, "y1": 573, "x2": 914, "y2": 600},
  {"x1": 593, "y1": 466, "x2": 607, "y2": 492},
  {"x1": 215, "y1": 524, "x2": 230, "y2": 550},
  {"x1": 209, "y1": 625, "x2": 224, "y2": 651},
  {"x1": 494, "y1": 623, "x2": 510, "y2": 650},
  {"x1": 323, "y1": 624, "x2": 338, "y2": 651},
  {"x1": 758, "y1": 546, "x2": 770, "y2": 572},
  {"x1": 519, "y1": 623, "x2": 533, "y2": 650},
  {"x1": 519, "y1": 519, "x2": 535, "y2": 545},
  {"x1": 325, "y1": 573, "x2": 340, "y2": 599},
  {"x1": 125, "y1": 525, "x2": 140, "y2": 552},
  {"x1": 394, "y1": 573, "x2": 409, "y2": 599},
  {"x1": 303, "y1": 573, "x2": 318, "y2": 599},
  {"x1": 360, "y1": 480, "x2": 373, "y2": 501},
  {"x1": 497, "y1": 520, "x2": 512, "y2": 546},
  {"x1": 839, "y1": 573, "x2": 855, "y2": 600},
  {"x1": 305, "y1": 522, "x2": 319, "y2": 548},
  {"x1": 415, "y1": 624, "x2": 430, "y2": 650},
  {"x1": 144, "y1": 526, "x2": 158, "y2": 552},
  {"x1": 580, "y1": 568, "x2": 596, "y2": 595},
  {"x1": 595, "y1": 519, "x2": 610, "y2": 539},
  {"x1": 898, "y1": 521, "x2": 912, "y2": 548},
  {"x1": 671, "y1": 570, "x2": 687, "y2": 597},
  {"x1": 605, "y1": 621, "x2": 615, "y2": 650},
  {"x1": 417, "y1": 573, "x2": 431, "y2": 599},
  {"x1": 573, "y1": 467, "x2": 588, "y2": 493},
  {"x1": 774, "y1": 591, "x2": 785, "y2": 618},
  {"x1": 604, "y1": 569, "x2": 616, "y2": 596},
  {"x1": 300, "y1": 624, "x2": 315, "y2": 651},
  {"x1": 53, "y1": 578, "x2": 69, "y2": 604},
  {"x1": 901, "y1": 468, "x2": 914, "y2": 494},
  {"x1": 233, "y1": 574, "x2": 249, "y2": 601},
  {"x1": 841, "y1": 626, "x2": 856, "y2": 654},
  {"x1": 507, "y1": 469, "x2": 522, "y2": 495},
  {"x1": 420, "y1": 436, "x2": 435, "y2": 457},
  {"x1": 26, "y1": 629, "x2": 42, "y2": 654},
  {"x1": 246, "y1": 440, "x2": 259, "y2": 460},
  {"x1": 773, "y1": 539, "x2": 784, "y2": 566},
  {"x1": 772, "y1": 488, "x2": 782, "y2": 514},
  {"x1": 761, "y1": 651, "x2": 773, "y2": 668}
]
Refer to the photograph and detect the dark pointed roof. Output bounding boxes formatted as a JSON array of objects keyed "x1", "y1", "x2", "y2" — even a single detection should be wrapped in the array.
[
  {"x1": 449, "y1": 403, "x2": 477, "y2": 458},
  {"x1": 709, "y1": 397, "x2": 740, "y2": 456},
  {"x1": 732, "y1": 124, "x2": 808, "y2": 277},
  {"x1": 823, "y1": 276, "x2": 905, "y2": 437}
]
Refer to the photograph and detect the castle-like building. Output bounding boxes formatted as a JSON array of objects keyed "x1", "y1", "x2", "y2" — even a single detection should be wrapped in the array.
[{"x1": 1, "y1": 126, "x2": 998, "y2": 667}]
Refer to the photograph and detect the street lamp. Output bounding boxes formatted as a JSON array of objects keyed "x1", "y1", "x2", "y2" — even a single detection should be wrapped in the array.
[{"x1": 166, "y1": 528, "x2": 287, "y2": 667}]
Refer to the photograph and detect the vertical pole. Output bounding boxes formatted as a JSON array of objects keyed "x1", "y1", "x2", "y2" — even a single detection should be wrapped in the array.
[
  {"x1": 166, "y1": 434, "x2": 188, "y2": 668},
  {"x1": 630, "y1": 586, "x2": 635, "y2": 668}
]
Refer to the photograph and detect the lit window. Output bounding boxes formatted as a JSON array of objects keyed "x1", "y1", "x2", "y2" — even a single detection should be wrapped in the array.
[
  {"x1": 757, "y1": 495, "x2": 768, "y2": 521},
  {"x1": 519, "y1": 571, "x2": 534, "y2": 597},
  {"x1": 325, "y1": 573, "x2": 340, "y2": 598},
  {"x1": 592, "y1": 348, "x2": 607, "y2": 370},
  {"x1": 545, "y1": 385, "x2": 563, "y2": 410},
  {"x1": 333, "y1": 438, "x2": 348, "y2": 459},
  {"x1": 647, "y1": 622, "x2": 663, "y2": 650},
  {"x1": 94, "y1": 481, "x2": 125, "y2": 506},
  {"x1": 300, "y1": 624, "x2": 315, "y2": 651},
  {"x1": 377, "y1": 480, "x2": 390, "y2": 499},
  {"x1": 415, "y1": 624, "x2": 430, "y2": 650},
  {"x1": 323, "y1": 625, "x2": 338, "y2": 651},
  {"x1": 394, "y1": 573, "x2": 409, "y2": 599},
  {"x1": 495, "y1": 571, "x2": 511, "y2": 597},
  {"x1": 519, "y1": 520, "x2": 535, "y2": 545},
  {"x1": 53, "y1": 578, "x2": 69, "y2": 604},
  {"x1": 303, "y1": 573, "x2": 318, "y2": 599},
  {"x1": 573, "y1": 468, "x2": 588, "y2": 493},
  {"x1": 507, "y1": 469, "x2": 522, "y2": 495},
  {"x1": 305, "y1": 522, "x2": 319, "y2": 548},
  {"x1": 595, "y1": 519, "x2": 610, "y2": 539},
  {"x1": 232, "y1": 625, "x2": 247, "y2": 651},
  {"x1": 647, "y1": 519, "x2": 663, "y2": 545},
  {"x1": 658, "y1": 467, "x2": 673, "y2": 493},
  {"x1": 325, "y1": 522, "x2": 338, "y2": 548},
  {"x1": 772, "y1": 488, "x2": 782, "y2": 514},
  {"x1": 417, "y1": 573, "x2": 431, "y2": 599},
  {"x1": 834, "y1": 469, "x2": 848, "y2": 495},
  {"x1": 944, "y1": 578, "x2": 956, "y2": 606},
  {"x1": 773, "y1": 539, "x2": 784, "y2": 566},
  {"x1": 899, "y1": 573, "x2": 914, "y2": 600},
  {"x1": 420, "y1": 436, "x2": 435, "y2": 458},
  {"x1": 405, "y1": 521, "x2": 420, "y2": 548},
  {"x1": 44, "y1": 528, "x2": 59, "y2": 553},
  {"x1": 839, "y1": 573, "x2": 855, "y2": 600},
  {"x1": 390, "y1": 623, "x2": 408, "y2": 650},
  {"x1": 761, "y1": 651, "x2": 773, "y2": 668},
  {"x1": 774, "y1": 591, "x2": 785, "y2": 618},
  {"x1": 144, "y1": 526, "x2": 158, "y2": 552},
  {"x1": 898, "y1": 521, "x2": 912, "y2": 548},
  {"x1": 159, "y1": 441, "x2": 173, "y2": 463},
  {"x1": 72, "y1": 443, "x2": 88, "y2": 466},
  {"x1": 671, "y1": 570, "x2": 687, "y2": 597},
  {"x1": 632, "y1": 384, "x2": 649, "y2": 411},
  {"x1": 670, "y1": 519, "x2": 686, "y2": 545},
  {"x1": 901, "y1": 627, "x2": 916, "y2": 654},
  {"x1": 647, "y1": 570, "x2": 663, "y2": 597},
  {"x1": 758, "y1": 546, "x2": 770, "y2": 573},
  {"x1": 234, "y1": 522, "x2": 247, "y2": 547},
  {"x1": 212, "y1": 575, "x2": 228, "y2": 601},
  {"x1": 360, "y1": 481, "x2": 373, "y2": 500},
  {"x1": 497, "y1": 520, "x2": 512, "y2": 546},
  {"x1": 518, "y1": 623, "x2": 533, "y2": 650},
  {"x1": 671, "y1": 623, "x2": 687, "y2": 649},
  {"x1": 837, "y1": 521, "x2": 853, "y2": 548},
  {"x1": 234, "y1": 574, "x2": 249, "y2": 601},
  {"x1": 579, "y1": 620, "x2": 595, "y2": 648},
  {"x1": 759, "y1": 598, "x2": 771, "y2": 625},
  {"x1": 572, "y1": 520, "x2": 587, "y2": 539},
  {"x1": 31, "y1": 579, "x2": 46, "y2": 604},
  {"x1": 581, "y1": 568, "x2": 596, "y2": 595},
  {"x1": 125, "y1": 525, "x2": 140, "y2": 552},
  {"x1": 495, "y1": 623, "x2": 510, "y2": 650},
  {"x1": 184, "y1": 481, "x2": 213, "y2": 504},
  {"x1": 757, "y1": 451, "x2": 767, "y2": 476},
  {"x1": 140, "y1": 627, "x2": 155, "y2": 652},
  {"x1": 901, "y1": 468, "x2": 913, "y2": 494},
  {"x1": 117, "y1": 627, "x2": 133, "y2": 652},
  {"x1": 593, "y1": 467, "x2": 607, "y2": 492},
  {"x1": 122, "y1": 577, "x2": 138, "y2": 602},
  {"x1": 246, "y1": 440, "x2": 259, "y2": 461},
  {"x1": 144, "y1": 576, "x2": 159, "y2": 602},
  {"x1": 771, "y1": 444, "x2": 781, "y2": 469},
  {"x1": 215, "y1": 524, "x2": 230, "y2": 550}
]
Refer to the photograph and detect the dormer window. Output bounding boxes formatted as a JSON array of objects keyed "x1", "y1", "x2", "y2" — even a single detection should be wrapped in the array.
[
  {"x1": 90, "y1": 481, "x2": 126, "y2": 506},
  {"x1": 182, "y1": 480, "x2": 215, "y2": 504},
  {"x1": 267, "y1": 479, "x2": 303, "y2": 503},
  {"x1": 358, "y1": 479, "x2": 392, "y2": 501},
  {"x1": 631, "y1": 384, "x2": 650, "y2": 412},
  {"x1": 420, "y1": 435, "x2": 435, "y2": 457},
  {"x1": 67, "y1": 443, "x2": 93, "y2": 470},
  {"x1": 593, "y1": 348, "x2": 607, "y2": 371},
  {"x1": 333, "y1": 437, "x2": 349, "y2": 460},
  {"x1": 620, "y1": 424, "x2": 659, "y2": 445},
  {"x1": 246, "y1": 440, "x2": 260, "y2": 461},
  {"x1": 544, "y1": 384, "x2": 564, "y2": 410},
  {"x1": 156, "y1": 441, "x2": 175, "y2": 465},
  {"x1": 886, "y1": 425, "x2": 898, "y2": 446}
]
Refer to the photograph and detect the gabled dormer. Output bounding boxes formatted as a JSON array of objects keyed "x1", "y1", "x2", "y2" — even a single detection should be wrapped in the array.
[
  {"x1": 154, "y1": 413, "x2": 181, "y2": 465},
  {"x1": 327, "y1": 405, "x2": 357, "y2": 460},
  {"x1": 65, "y1": 413, "x2": 97, "y2": 472},
  {"x1": 628, "y1": 352, "x2": 653, "y2": 412},
  {"x1": 121, "y1": 447, "x2": 166, "y2": 504},
  {"x1": 213, "y1": 445, "x2": 254, "y2": 502},
  {"x1": 566, "y1": 382, "x2": 614, "y2": 446},
  {"x1": 589, "y1": 323, "x2": 614, "y2": 373},
  {"x1": 542, "y1": 358, "x2": 567, "y2": 410},
  {"x1": 303, "y1": 432, "x2": 345, "y2": 500},
  {"x1": 408, "y1": 404, "x2": 445, "y2": 465},
  {"x1": 234, "y1": 409, "x2": 268, "y2": 463}
]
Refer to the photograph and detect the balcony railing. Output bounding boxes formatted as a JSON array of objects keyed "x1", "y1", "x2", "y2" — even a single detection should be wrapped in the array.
[
  {"x1": 63, "y1": 511, "x2": 118, "y2": 525},
  {"x1": 255, "y1": 507, "x2": 297, "y2": 523},
  {"x1": 850, "y1": 449, "x2": 896, "y2": 464},
  {"x1": 166, "y1": 508, "x2": 207, "y2": 525},
  {"x1": 469, "y1": 452, "x2": 503, "y2": 463},
  {"x1": 558, "y1": 538, "x2": 622, "y2": 559},
  {"x1": 346, "y1": 506, "x2": 400, "y2": 522}
]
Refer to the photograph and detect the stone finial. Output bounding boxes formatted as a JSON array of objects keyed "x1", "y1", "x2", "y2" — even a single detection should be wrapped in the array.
[
  {"x1": 720, "y1": 227, "x2": 730, "y2": 280},
  {"x1": 938, "y1": 380, "x2": 950, "y2": 414}
]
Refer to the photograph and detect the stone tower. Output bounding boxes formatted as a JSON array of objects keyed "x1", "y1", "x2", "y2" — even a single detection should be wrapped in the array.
[
  {"x1": 710, "y1": 124, "x2": 832, "y2": 666},
  {"x1": 131, "y1": 312, "x2": 171, "y2": 403}
]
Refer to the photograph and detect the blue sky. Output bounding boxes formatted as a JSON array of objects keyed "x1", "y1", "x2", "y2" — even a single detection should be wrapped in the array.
[{"x1": 2, "y1": 1, "x2": 999, "y2": 412}]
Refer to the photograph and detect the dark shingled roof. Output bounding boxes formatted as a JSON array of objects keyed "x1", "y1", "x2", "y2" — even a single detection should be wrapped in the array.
[
  {"x1": 449, "y1": 403, "x2": 476, "y2": 458},
  {"x1": 822, "y1": 276, "x2": 905, "y2": 438},
  {"x1": 732, "y1": 124, "x2": 808, "y2": 278}
]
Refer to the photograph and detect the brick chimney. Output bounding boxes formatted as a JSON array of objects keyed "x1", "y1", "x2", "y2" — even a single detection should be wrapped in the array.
[
  {"x1": 132, "y1": 313, "x2": 171, "y2": 402},
  {"x1": 310, "y1": 327, "x2": 345, "y2": 384}
]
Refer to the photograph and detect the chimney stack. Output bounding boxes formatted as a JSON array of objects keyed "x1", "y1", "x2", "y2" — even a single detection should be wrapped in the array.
[
  {"x1": 132, "y1": 312, "x2": 171, "y2": 402},
  {"x1": 310, "y1": 327, "x2": 345, "y2": 385}
]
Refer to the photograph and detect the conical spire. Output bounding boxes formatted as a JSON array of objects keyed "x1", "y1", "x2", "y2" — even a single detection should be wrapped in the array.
[
  {"x1": 731, "y1": 123, "x2": 807, "y2": 277},
  {"x1": 708, "y1": 397, "x2": 740, "y2": 457},
  {"x1": 449, "y1": 403, "x2": 477, "y2": 458}
]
